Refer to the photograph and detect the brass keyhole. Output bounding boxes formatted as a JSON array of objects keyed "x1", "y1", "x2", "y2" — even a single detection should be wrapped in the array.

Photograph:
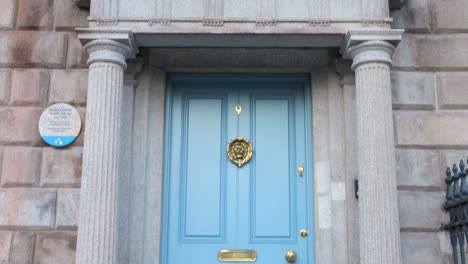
[{"x1": 300, "y1": 229, "x2": 308, "y2": 237}]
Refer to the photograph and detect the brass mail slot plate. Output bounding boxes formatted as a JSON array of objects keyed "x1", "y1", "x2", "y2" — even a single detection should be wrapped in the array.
[{"x1": 218, "y1": 249, "x2": 257, "y2": 262}]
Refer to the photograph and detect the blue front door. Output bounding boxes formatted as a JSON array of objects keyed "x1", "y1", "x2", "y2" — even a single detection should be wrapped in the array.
[{"x1": 162, "y1": 74, "x2": 314, "y2": 264}]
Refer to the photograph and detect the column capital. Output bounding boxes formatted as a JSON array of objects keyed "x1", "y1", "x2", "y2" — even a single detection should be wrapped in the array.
[
  {"x1": 77, "y1": 29, "x2": 138, "y2": 69},
  {"x1": 341, "y1": 29, "x2": 404, "y2": 71}
]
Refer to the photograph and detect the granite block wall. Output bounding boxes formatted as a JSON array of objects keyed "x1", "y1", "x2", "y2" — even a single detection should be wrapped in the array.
[
  {"x1": 0, "y1": 0, "x2": 88, "y2": 263},
  {"x1": 392, "y1": 0, "x2": 468, "y2": 263}
]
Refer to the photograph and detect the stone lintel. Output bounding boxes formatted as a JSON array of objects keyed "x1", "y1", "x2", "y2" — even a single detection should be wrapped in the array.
[
  {"x1": 76, "y1": 28, "x2": 138, "y2": 58},
  {"x1": 340, "y1": 29, "x2": 404, "y2": 58}
]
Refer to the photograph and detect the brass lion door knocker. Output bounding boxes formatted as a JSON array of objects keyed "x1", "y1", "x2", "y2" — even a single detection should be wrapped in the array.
[{"x1": 227, "y1": 137, "x2": 253, "y2": 167}]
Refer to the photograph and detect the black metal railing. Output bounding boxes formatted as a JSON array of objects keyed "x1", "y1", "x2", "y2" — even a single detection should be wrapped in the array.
[{"x1": 443, "y1": 158, "x2": 468, "y2": 264}]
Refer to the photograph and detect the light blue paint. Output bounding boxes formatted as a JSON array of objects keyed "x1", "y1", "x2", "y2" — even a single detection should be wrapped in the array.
[
  {"x1": 162, "y1": 74, "x2": 314, "y2": 264},
  {"x1": 181, "y1": 96, "x2": 226, "y2": 240},
  {"x1": 41, "y1": 136, "x2": 77, "y2": 148},
  {"x1": 253, "y1": 98, "x2": 292, "y2": 238}
]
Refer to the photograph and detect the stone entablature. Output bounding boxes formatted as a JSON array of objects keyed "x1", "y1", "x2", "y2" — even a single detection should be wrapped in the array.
[{"x1": 86, "y1": 0, "x2": 392, "y2": 38}]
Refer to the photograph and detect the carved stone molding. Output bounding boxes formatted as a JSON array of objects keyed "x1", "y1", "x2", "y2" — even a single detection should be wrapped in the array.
[
  {"x1": 203, "y1": 19, "x2": 224, "y2": 27},
  {"x1": 347, "y1": 40, "x2": 395, "y2": 70},
  {"x1": 309, "y1": 20, "x2": 331, "y2": 27},
  {"x1": 255, "y1": 20, "x2": 277, "y2": 27},
  {"x1": 341, "y1": 29, "x2": 404, "y2": 70},
  {"x1": 77, "y1": 28, "x2": 138, "y2": 61},
  {"x1": 341, "y1": 29, "x2": 404, "y2": 56},
  {"x1": 84, "y1": 39, "x2": 133, "y2": 69},
  {"x1": 149, "y1": 19, "x2": 171, "y2": 26},
  {"x1": 204, "y1": 0, "x2": 224, "y2": 24}
]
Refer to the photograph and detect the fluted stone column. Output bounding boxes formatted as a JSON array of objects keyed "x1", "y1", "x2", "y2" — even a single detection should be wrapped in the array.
[
  {"x1": 75, "y1": 35, "x2": 136, "y2": 264},
  {"x1": 343, "y1": 30, "x2": 403, "y2": 264}
]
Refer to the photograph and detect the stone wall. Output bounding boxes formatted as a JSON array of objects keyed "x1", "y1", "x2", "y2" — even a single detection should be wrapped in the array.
[
  {"x1": 391, "y1": 0, "x2": 468, "y2": 262},
  {"x1": 0, "y1": 0, "x2": 88, "y2": 262}
]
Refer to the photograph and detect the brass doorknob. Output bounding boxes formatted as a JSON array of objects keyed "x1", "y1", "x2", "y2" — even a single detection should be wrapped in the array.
[
  {"x1": 300, "y1": 229, "x2": 308, "y2": 237},
  {"x1": 285, "y1": 250, "x2": 297, "y2": 263}
]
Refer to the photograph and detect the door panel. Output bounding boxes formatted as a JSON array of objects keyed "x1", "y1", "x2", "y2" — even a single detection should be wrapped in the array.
[
  {"x1": 252, "y1": 98, "x2": 293, "y2": 239},
  {"x1": 162, "y1": 74, "x2": 313, "y2": 264},
  {"x1": 183, "y1": 97, "x2": 225, "y2": 239}
]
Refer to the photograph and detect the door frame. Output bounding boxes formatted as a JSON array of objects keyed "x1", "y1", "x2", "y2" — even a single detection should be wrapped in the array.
[{"x1": 160, "y1": 73, "x2": 315, "y2": 264}]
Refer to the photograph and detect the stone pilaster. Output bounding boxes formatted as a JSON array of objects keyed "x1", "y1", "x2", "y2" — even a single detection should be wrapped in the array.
[
  {"x1": 342, "y1": 29, "x2": 403, "y2": 264},
  {"x1": 117, "y1": 58, "x2": 143, "y2": 263},
  {"x1": 76, "y1": 31, "x2": 136, "y2": 264}
]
